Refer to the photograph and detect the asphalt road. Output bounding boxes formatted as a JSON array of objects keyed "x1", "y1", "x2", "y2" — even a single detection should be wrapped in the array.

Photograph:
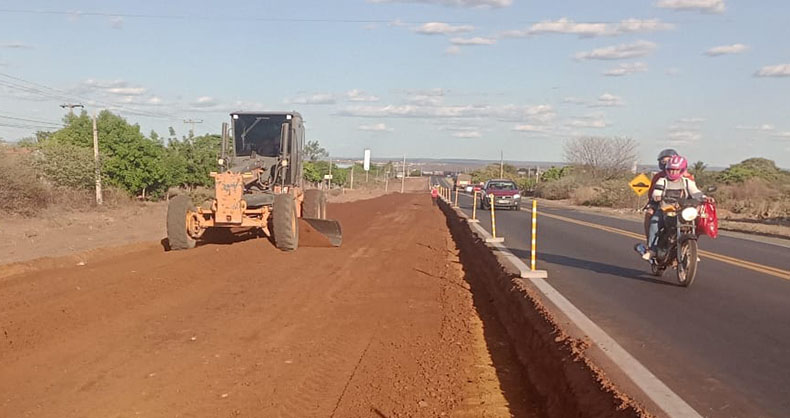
[{"x1": 432, "y1": 177, "x2": 790, "y2": 418}]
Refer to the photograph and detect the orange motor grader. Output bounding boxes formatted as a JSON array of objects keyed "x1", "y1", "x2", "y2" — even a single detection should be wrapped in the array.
[{"x1": 166, "y1": 111, "x2": 341, "y2": 251}]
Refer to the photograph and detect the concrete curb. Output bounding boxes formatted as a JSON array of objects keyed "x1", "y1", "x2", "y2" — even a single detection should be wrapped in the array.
[{"x1": 442, "y1": 199, "x2": 702, "y2": 418}]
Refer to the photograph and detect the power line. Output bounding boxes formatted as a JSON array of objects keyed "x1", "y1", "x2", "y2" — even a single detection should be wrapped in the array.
[
  {"x1": 0, "y1": 113, "x2": 62, "y2": 126},
  {"x1": 0, "y1": 8, "x2": 731, "y2": 25},
  {"x1": 0, "y1": 72, "x2": 171, "y2": 119}
]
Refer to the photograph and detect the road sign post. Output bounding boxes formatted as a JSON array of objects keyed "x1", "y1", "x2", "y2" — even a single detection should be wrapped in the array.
[
  {"x1": 521, "y1": 200, "x2": 548, "y2": 279},
  {"x1": 486, "y1": 194, "x2": 504, "y2": 243},
  {"x1": 469, "y1": 190, "x2": 479, "y2": 223}
]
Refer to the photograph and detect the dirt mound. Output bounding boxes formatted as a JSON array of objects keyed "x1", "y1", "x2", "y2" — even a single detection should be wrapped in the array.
[{"x1": 0, "y1": 193, "x2": 539, "y2": 418}]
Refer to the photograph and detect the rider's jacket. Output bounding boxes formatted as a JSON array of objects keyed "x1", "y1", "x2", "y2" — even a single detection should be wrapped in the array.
[
  {"x1": 648, "y1": 171, "x2": 695, "y2": 201},
  {"x1": 652, "y1": 176, "x2": 704, "y2": 203}
]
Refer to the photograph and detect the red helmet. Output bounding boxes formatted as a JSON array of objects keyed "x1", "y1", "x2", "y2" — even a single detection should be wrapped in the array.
[{"x1": 665, "y1": 155, "x2": 688, "y2": 181}]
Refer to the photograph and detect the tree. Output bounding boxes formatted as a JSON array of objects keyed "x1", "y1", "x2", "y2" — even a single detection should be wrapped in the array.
[
  {"x1": 564, "y1": 136, "x2": 637, "y2": 179},
  {"x1": 48, "y1": 110, "x2": 171, "y2": 198},
  {"x1": 718, "y1": 158, "x2": 788, "y2": 184},
  {"x1": 691, "y1": 161, "x2": 707, "y2": 176},
  {"x1": 304, "y1": 140, "x2": 328, "y2": 161}
]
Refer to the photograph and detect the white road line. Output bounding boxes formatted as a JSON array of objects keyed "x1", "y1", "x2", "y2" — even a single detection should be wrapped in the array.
[{"x1": 452, "y1": 205, "x2": 703, "y2": 418}]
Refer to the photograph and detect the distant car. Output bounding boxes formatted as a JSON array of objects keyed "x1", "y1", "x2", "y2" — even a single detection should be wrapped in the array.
[
  {"x1": 464, "y1": 185, "x2": 474, "y2": 193},
  {"x1": 473, "y1": 183, "x2": 484, "y2": 193},
  {"x1": 480, "y1": 179, "x2": 521, "y2": 210}
]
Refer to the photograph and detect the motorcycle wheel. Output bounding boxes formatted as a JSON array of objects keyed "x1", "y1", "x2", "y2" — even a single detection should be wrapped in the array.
[
  {"x1": 676, "y1": 239, "x2": 698, "y2": 287},
  {"x1": 650, "y1": 263, "x2": 665, "y2": 277}
]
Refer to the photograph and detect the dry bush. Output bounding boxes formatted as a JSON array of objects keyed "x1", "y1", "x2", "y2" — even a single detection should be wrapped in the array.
[
  {"x1": 535, "y1": 176, "x2": 582, "y2": 200},
  {"x1": 0, "y1": 153, "x2": 50, "y2": 216},
  {"x1": 714, "y1": 178, "x2": 790, "y2": 218},
  {"x1": 564, "y1": 137, "x2": 637, "y2": 179},
  {"x1": 570, "y1": 186, "x2": 598, "y2": 205}
]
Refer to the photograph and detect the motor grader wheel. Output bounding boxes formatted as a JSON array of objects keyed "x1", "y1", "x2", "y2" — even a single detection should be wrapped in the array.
[
  {"x1": 303, "y1": 189, "x2": 327, "y2": 219},
  {"x1": 273, "y1": 194, "x2": 299, "y2": 251},
  {"x1": 167, "y1": 195, "x2": 198, "y2": 250}
]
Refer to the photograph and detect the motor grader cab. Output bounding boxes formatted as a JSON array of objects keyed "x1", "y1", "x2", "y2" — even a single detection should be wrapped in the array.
[{"x1": 166, "y1": 111, "x2": 341, "y2": 251}]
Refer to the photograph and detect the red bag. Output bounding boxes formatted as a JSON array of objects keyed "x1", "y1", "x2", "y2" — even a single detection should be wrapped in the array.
[{"x1": 697, "y1": 202, "x2": 719, "y2": 238}]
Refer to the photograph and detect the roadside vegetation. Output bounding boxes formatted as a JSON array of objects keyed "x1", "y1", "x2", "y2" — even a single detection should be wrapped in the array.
[
  {"x1": 466, "y1": 136, "x2": 790, "y2": 224},
  {"x1": 0, "y1": 111, "x2": 396, "y2": 217},
  {"x1": 535, "y1": 137, "x2": 790, "y2": 222}
]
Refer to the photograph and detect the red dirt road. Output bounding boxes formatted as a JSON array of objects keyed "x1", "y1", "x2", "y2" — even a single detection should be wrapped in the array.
[{"x1": 0, "y1": 193, "x2": 539, "y2": 418}]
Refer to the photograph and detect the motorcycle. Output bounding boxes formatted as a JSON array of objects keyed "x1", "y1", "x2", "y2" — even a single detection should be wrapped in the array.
[{"x1": 648, "y1": 196, "x2": 706, "y2": 287}]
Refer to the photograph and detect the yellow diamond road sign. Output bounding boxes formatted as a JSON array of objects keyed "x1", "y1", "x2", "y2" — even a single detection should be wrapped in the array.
[{"x1": 629, "y1": 173, "x2": 652, "y2": 196}]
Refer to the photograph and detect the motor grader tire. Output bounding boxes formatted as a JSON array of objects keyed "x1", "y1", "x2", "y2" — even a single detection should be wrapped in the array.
[
  {"x1": 303, "y1": 189, "x2": 327, "y2": 219},
  {"x1": 167, "y1": 195, "x2": 197, "y2": 250},
  {"x1": 273, "y1": 194, "x2": 299, "y2": 251}
]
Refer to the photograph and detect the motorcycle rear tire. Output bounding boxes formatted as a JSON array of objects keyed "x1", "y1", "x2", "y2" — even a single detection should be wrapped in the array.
[{"x1": 676, "y1": 239, "x2": 698, "y2": 287}]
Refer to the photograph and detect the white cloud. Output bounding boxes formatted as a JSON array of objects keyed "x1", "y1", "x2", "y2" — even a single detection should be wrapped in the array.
[
  {"x1": 617, "y1": 18, "x2": 675, "y2": 33},
  {"x1": 666, "y1": 67, "x2": 681, "y2": 76},
  {"x1": 562, "y1": 97, "x2": 588, "y2": 105},
  {"x1": 415, "y1": 22, "x2": 475, "y2": 35},
  {"x1": 604, "y1": 62, "x2": 648, "y2": 77},
  {"x1": 705, "y1": 43, "x2": 748, "y2": 56},
  {"x1": 453, "y1": 131, "x2": 482, "y2": 138},
  {"x1": 590, "y1": 93, "x2": 624, "y2": 107},
  {"x1": 503, "y1": 18, "x2": 673, "y2": 38},
  {"x1": 512, "y1": 124, "x2": 548, "y2": 133},
  {"x1": 388, "y1": 19, "x2": 408, "y2": 28},
  {"x1": 369, "y1": 0, "x2": 512, "y2": 8},
  {"x1": 655, "y1": 0, "x2": 725, "y2": 14},
  {"x1": 736, "y1": 124, "x2": 775, "y2": 132},
  {"x1": 450, "y1": 36, "x2": 496, "y2": 46},
  {"x1": 445, "y1": 45, "x2": 462, "y2": 55},
  {"x1": 358, "y1": 123, "x2": 394, "y2": 132},
  {"x1": 755, "y1": 64, "x2": 790, "y2": 78},
  {"x1": 285, "y1": 93, "x2": 336, "y2": 105},
  {"x1": 668, "y1": 130, "x2": 702, "y2": 144},
  {"x1": 0, "y1": 42, "x2": 33, "y2": 49},
  {"x1": 575, "y1": 40, "x2": 656, "y2": 61},
  {"x1": 346, "y1": 89, "x2": 379, "y2": 102},
  {"x1": 105, "y1": 87, "x2": 147, "y2": 96},
  {"x1": 110, "y1": 16, "x2": 123, "y2": 29},
  {"x1": 337, "y1": 103, "x2": 555, "y2": 123},
  {"x1": 565, "y1": 114, "x2": 609, "y2": 128},
  {"x1": 192, "y1": 96, "x2": 218, "y2": 108},
  {"x1": 677, "y1": 117, "x2": 705, "y2": 124}
]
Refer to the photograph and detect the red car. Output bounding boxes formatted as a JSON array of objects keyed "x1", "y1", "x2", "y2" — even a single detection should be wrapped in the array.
[{"x1": 480, "y1": 179, "x2": 521, "y2": 210}]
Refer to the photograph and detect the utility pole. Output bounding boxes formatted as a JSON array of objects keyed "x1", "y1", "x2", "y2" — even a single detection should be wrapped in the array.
[
  {"x1": 349, "y1": 164, "x2": 354, "y2": 190},
  {"x1": 183, "y1": 119, "x2": 203, "y2": 137},
  {"x1": 328, "y1": 157, "x2": 332, "y2": 189},
  {"x1": 401, "y1": 155, "x2": 406, "y2": 193},
  {"x1": 92, "y1": 112, "x2": 103, "y2": 205},
  {"x1": 500, "y1": 150, "x2": 504, "y2": 178},
  {"x1": 60, "y1": 103, "x2": 84, "y2": 117}
]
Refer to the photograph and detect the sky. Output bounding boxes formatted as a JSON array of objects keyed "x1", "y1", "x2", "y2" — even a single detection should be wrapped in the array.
[{"x1": 0, "y1": 0, "x2": 788, "y2": 167}]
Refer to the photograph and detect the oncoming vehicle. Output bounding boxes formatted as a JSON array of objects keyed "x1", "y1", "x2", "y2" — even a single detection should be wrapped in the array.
[
  {"x1": 464, "y1": 185, "x2": 474, "y2": 193},
  {"x1": 480, "y1": 179, "x2": 521, "y2": 210},
  {"x1": 166, "y1": 111, "x2": 342, "y2": 252}
]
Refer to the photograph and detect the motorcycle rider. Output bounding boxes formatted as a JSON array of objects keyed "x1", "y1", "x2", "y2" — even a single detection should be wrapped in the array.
[{"x1": 640, "y1": 155, "x2": 706, "y2": 261}]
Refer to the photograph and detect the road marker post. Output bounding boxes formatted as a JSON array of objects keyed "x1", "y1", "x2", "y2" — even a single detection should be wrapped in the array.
[
  {"x1": 522, "y1": 199, "x2": 547, "y2": 279},
  {"x1": 469, "y1": 190, "x2": 479, "y2": 223},
  {"x1": 454, "y1": 187, "x2": 459, "y2": 207},
  {"x1": 486, "y1": 194, "x2": 504, "y2": 243}
]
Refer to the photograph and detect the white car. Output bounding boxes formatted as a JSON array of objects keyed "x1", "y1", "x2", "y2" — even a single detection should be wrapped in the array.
[{"x1": 464, "y1": 185, "x2": 474, "y2": 193}]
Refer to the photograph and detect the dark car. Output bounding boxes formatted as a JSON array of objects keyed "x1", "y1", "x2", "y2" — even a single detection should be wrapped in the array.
[{"x1": 480, "y1": 179, "x2": 521, "y2": 210}]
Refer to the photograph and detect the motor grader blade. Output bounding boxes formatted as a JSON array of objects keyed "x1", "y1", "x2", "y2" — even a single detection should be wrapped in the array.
[{"x1": 298, "y1": 218, "x2": 342, "y2": 247}]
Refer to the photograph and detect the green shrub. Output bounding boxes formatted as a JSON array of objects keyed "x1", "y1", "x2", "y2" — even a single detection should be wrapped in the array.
[{"x1": 32, "y1": 141, "x2": 96, "y2": 190}]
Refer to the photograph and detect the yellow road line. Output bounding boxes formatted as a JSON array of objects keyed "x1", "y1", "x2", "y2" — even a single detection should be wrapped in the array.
[{"x1": 535, "y1": 210, "x2": 790, "y2": 281}]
